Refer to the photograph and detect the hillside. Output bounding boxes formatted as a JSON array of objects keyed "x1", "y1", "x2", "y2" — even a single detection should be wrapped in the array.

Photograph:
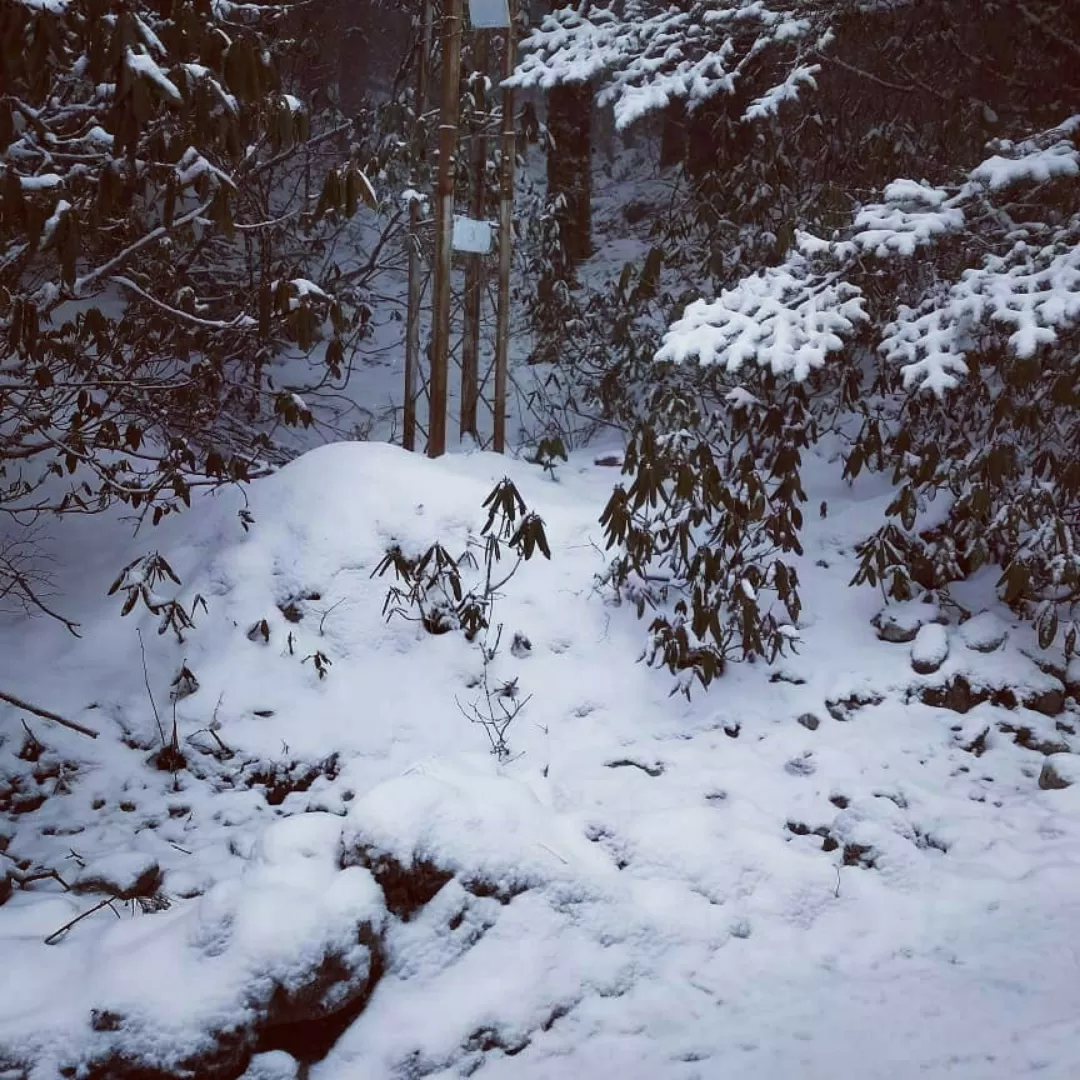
[{"x1": 2, "y1": 440, "x2": 1079, "y2": 1079}]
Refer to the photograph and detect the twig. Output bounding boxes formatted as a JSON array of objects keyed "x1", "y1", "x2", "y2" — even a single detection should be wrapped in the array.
[
  {"x1": 14, "y1": 867, "x2": 72, "y2": 891},
  {"x1": 834, "y1": 866, "x2": 841, "y2": 899},
  {"x1": 112, "y1": 275, "x2": 255, "y2": 330},
  {"x1": 1017, "y1": 4, "x2": 1080, "y2": 61},
  {"x1": 318, "y1": 598, "x2": 346, "y2": 635},
  {"x1": 20, "y1": 718, "x2": 43, "y2": 753},
  {"x1": 0, "y1": 688, "x2": 99, "y2": 739},
  {"x1": 814, "y1": 51, "x2": 919, "y2": 94},
  {"x1": 44, "y1": 897, "x2": 120, "y2": 945},
  {"x1": 137, "y1": 628, "x2": 165, "y2": 745}
]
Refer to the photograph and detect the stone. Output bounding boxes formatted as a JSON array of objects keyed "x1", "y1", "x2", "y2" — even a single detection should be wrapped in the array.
[
  {"x1": 873, "y1": 600, "x2": 941, "y2": 644},
  {"x1": 1038, "y1": 754, "x2": 1079, "y2": 790},
  {"x1": 241, "y1": 1051, "x2": 300, "y2": 1080},
  {"x1": 959, "y1": 611, "x2": 1008, "y2": 653},
  {"x1": 1023, "y1": 686, "x2": 1066, "y2": 718},
  {"x1": 912, "y1": 623, "x2": 949, "y2": 674},
  {"x1": 920, "y1": 675, "x2": 976, "y2": 714},
  {"x1": 1067, "y1": 658, "x2": 1080, "y2": 701},
  {"x1": 825, "y1": 691, "x2": 884, "y2": 722},
  {"x1": 73, "y1": 852, "x2": 163, "y2": 900},
  {"x1": 797, "y1": 713, "x2": 820, "y2": 731}
]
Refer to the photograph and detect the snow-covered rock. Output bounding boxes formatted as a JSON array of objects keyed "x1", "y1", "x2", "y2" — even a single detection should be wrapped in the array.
[
  {"x1": 1067, "y1": 657, "x2": 1080, "y2": 701},
  {"x1": 0, "y1": 813, "x2": 385, "y2": 1080},
  {"x1": 959, "y1": 611, "x2": 1008, "y2": 653},
  {"x1": 1039, "y1": 754, "x2": 1080, "y2": 791},
  {"x1": 873, "y1": 600, "x2": 942, "y2": 643},
  {"x1": 341, "y1": 756, "x2": 616, "y2": 913},
  {"x1": 911, "y1": 623, "x2": 950, "y2": 674},
  {"x1": 73, "y1": 850, "x2": 161, "y2": 899},
  {"x1": 240, "y1": 1050, "x2": 300, "y2": 1080}
]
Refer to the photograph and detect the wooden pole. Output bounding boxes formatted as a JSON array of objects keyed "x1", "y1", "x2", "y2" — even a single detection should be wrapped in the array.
[
  {"x1": 459, "y1": 32, "x2": 489, "y2": 440},
  {"x1": 403, "y1": 0, "x2": 433, "y2": 452},
  {"x1": 428, "y1": 0, "x2": 464, "y2": 458},
  {"x1": 492, "y1": 2, "x2": 516, "y2": 454}
]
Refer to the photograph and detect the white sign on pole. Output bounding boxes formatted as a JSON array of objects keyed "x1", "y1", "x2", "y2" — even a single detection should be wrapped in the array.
[
  {"x1": 468, "y1": 0, "x2": 510, "y2": 29},
  {"x1": 452, "y1": 215, "x2": 493, "y2": 254}
]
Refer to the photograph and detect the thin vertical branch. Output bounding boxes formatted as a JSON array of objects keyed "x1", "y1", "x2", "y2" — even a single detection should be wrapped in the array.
[
  {"x1": 429, "y1": 0, "x2": 465, "y2": 458},
  {"x1": 493, "y1": 2, "x2": 517, "y2": 454},
  {"x1": 404, "y1": 0, "x2": 434, "y2": 453},
  {"x1": 460, "y1": 31, "x2": 490, "y2": 440},
  {"x1": 137, "y1": 628, "x2": 165, "y2": 745}
]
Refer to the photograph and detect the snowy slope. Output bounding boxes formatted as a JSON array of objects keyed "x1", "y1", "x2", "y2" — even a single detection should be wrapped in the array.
[{"x1": 2, "y1": 441, "x2": 1079, "y2": 1080}]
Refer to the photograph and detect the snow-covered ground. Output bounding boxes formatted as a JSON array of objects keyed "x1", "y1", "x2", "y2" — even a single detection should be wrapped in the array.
[{"x1": 2, "y1": 439, "x2": 1079, "y2": 1080}]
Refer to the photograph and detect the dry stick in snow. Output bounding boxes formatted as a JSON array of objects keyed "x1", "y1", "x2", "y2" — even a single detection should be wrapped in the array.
[
  {"x1": 44, "y1": 897, "x2": 121, "y2": 946},
  {"x1": 137, "y1": 627, "x2": 166, "y2": 745},
  {"x1": 0, "y1": 689, "x2": 99, "y2": 739}
]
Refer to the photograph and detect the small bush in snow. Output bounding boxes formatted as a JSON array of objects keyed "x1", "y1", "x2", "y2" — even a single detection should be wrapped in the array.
[
  {"x1": 375, "y1": 478, "x2": 550, "y2": 644},
  {"x1": 600, "y1": 375, "x2": 805, "y2": 694},
  {"x1": 375, "y1": 479, "x2": 551, "y2": 757}
]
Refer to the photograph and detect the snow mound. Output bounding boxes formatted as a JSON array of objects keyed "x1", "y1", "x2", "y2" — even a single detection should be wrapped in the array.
[
  {"x1": 872, "y1": 598, "x2": 941, "y2": 643},
  {"x1": 341, "y1": 755, "x2": 616, "y2": 908},
  {"x1": 911, "y1": 622, "x2": 949, "y2": 674},
  {"x1": 960, "y1": 610, "x2": 1008, "y2": 652},
  {"x1": 0, "y1": 813, "x2": 384, "y2": 1080},
  {"x1": 240, "y1": 1050, "x2": 300, "y2": 1080}
]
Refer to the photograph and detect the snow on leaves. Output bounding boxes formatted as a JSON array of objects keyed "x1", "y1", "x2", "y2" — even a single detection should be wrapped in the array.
[
  {"x1": 510, "y1": 1, "x2": 825, "y2": 130},
  {"x1": 656, "y1": 261, "x2": 867, "y2": 380},
  {"x1": 660, "y1": 116, "x2": 1080, "y2": 395},
  {"x1": 850, "y1": 180, "x2": 963, "y2": 258}
]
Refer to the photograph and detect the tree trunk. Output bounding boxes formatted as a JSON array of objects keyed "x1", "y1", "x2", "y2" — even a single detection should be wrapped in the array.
[{"x1": 546, "y1": 81, "x2": 592, "y2": 268}]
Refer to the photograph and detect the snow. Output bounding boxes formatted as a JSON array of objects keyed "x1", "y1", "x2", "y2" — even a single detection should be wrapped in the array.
[
  {"x1": 852, "y1": 190, "x2": 964, "y2": 257},
  {"x1": 911, "y1": 622, "x2": 949, "y2": 673},
  {"x1": 342, "y1": 756, "x2": 616, "y2": 894},
  {"x1": 657, "y1": 262, "x2": 867, "y2": 379},
  {"x1": 510, "y1": 2, "x2": 817, "y2": 130},
  {"x1": 971, "y1": 142, "x2": 1080, "y2": 190},
  {"x1": 126, "y1": 48, "x2": 183, "y2": 105},
  {"x1": 241, "y1": 1051, "x2": 299, "y2": 1080},
  {"x1": 18, "y1": 174, "x2": 63, "y2": 192},
  {"x1": 960, "y1": 611, "x2": 1009, "y2": 653},
  {"x1": 744, "y1": 63, "x2": 820, "y2": 121},
  {"x1": 2, "y1": 442, "x2": 1080, "y2": 1078},
  {"x1": 177, "y1": 146, "x2": 236, "y2": 190},
  {"x1": 40, "y1": 199, "x2": 71, "y2": 247}
]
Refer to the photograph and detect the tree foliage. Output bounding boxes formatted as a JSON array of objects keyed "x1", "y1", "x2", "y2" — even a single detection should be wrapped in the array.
[
  {"x1": 524, "y1": 0, "x2": 1080, "y2": 686},
  {"x1": 0, "y1": 0, "x2": 384, "y2": 623}
]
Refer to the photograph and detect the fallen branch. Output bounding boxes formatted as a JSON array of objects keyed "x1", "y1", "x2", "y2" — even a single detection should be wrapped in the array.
[
  {"x1": 44, "y1": 897, "x2": 120, "y2": 945},
  {"x1": 0, "y1": 689, "x2": 99, "y2": 739}
]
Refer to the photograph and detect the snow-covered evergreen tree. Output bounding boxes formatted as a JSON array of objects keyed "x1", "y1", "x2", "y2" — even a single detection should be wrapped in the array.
[
  {"x1": 0, "y1": 0, "x2": 380, "y2": 621},
  {"x1": 528, "y1": 0, "x2": 1080, "y2": 684}
]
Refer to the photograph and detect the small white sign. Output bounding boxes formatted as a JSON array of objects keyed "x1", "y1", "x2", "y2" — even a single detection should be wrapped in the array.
[
  {"x1": 468, "y1": 0, "x2": 511, "y2": 29},
  {"x1": 452, "y1": 215, "x2": 493, "y2": 254}
]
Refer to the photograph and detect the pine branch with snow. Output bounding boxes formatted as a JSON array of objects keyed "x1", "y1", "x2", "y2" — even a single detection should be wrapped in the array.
[{"x1": 510, "y1": 0, "x2": 830, "y2": 130}]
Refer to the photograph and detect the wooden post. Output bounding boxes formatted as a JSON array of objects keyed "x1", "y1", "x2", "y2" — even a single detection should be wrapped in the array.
[
  {"x1": 492, "y1": 2, "x2": 516, "y2": 454},
  {"x1": 428, "y1": 0, "x2": 464, "y2": 458},
  {"x1": 459, "y1": 32, "x2": 489, "y2": 440},
  {"x1": 403, "y1": 0, "x2": 433, "y2": 452}
]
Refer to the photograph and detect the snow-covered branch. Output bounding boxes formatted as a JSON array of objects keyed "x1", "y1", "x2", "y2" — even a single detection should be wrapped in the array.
[
  {"x1": 510, "y1": 1, "x2": 827, "y2": 129},
  {"x1": 657, "y1": 261, "x2": 867, "y2": 379}
]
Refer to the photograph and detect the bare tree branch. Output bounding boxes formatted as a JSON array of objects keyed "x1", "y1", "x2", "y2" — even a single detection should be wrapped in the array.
[{"x1": 0, "y1": 689, "x2": 99, "y2": 739}]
